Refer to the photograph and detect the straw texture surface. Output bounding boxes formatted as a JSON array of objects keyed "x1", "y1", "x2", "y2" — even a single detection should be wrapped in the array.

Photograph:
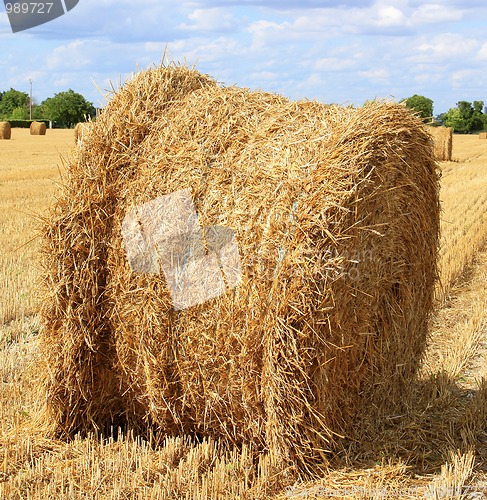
[{"x1": 38, "y1": 65, "x2": 440, "y2": 473}]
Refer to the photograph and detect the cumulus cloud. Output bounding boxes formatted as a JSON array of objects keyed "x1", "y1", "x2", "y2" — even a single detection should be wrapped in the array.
[
  {"x1": 179, "y1": 8, "x2": 238, "y2": 32},
  {"x1": 359, "y1": 68, "x2": 389, "y2": 81},
  {"x1": 0, "y1": 11, "x2": 11, "y2": 33},
  {"x1": 413, "y1": 33, "x2": 478, "y2": 63},
  {"x1": 245, "y1": 2, "x2": 464, "y2": 42},
  {"x1": 410, "y1": 3, "x2": 464, "y2": 25},
  {"x1": 185, "y1": 0, "x2": 374, "y2": 8},
  {"x1": 2, "y1": 0, "x2": 487, "y2": 115},
  {"x1": 451, "y1": 69, "x2": 479, "y2": 89},
  {"x1": 375, "y1": 5, "x2": 406, "y2": 27},
  {"x1": 47, "y1": 40, "x2": 94, "y2": 70},
  {"x1": 476, "y1": 41, "x2": 487, "y2": 61},
  {"x1": 314, "y1": 57, "x2": 356, "y2": 72}
]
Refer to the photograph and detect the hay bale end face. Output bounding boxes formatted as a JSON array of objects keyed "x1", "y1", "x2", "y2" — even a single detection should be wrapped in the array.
[
  {"x1": 30, "y1": 121, "x2": 47, "y2": 135},
  {"x1": 428, "y1": 125, "x2": 452, "y2": 161},
  {"x1": 0, "y1": 122, "x2": 11, "y2": 140},
  {"x1": 38, "y1": 65, "x2": 440, "y2": 473}
]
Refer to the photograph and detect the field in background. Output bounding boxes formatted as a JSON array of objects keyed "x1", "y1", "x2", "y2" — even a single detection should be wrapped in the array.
[
  {"x1": 437, "y1": 136, "x2": 487, "y2": 302},
  {"x1": 0, "y1": 128, "x2": 72, "y2": 325},
  {"x1": 0, "y1": 130, "x2": 486, "y2": 498}
]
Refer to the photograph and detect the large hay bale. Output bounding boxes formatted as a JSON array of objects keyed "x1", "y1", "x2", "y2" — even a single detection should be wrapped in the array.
[
  {"x1": 428, "y1": 125, "x2": 452, "y2": 161},
  {"x1": 38, "y1": 65, "x2": 440, "y2": 473},
  {"x1": 0, "y1": 122, "x2": 11, "y2": 140},
  {"x1": 479, "y1": 132, "x2": 487, "y2": 139},
  {"x1": 30, "y1": 121, "x2": 47, "y2": 135}
]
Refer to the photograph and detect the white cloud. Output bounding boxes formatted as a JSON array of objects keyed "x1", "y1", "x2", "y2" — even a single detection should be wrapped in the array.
[
  {"x1": 451, "y1": 69, "x2": 479, "y2": 88},
  {"x1": 167, "y1": 36, "x2": 247, "y2": 68},
  {"x1": 476, "y1": 42, "x2": 487, "y2": 61},
  {"x1": 0, "y1": 12, "x2": 11, "y2": 33},
  {"x1": 359, "y1": 68, "x2": 389, "y2": 80},
  {"x1": 410, "y1": 4, "x2": 464, "y2": 25},
  {"x1": 144, "y1": 42, "x2": 169, "y2": 53},
  {"x1": 414, "y1": 33, "x2": 478, "y2": 63},
  {"x1": 314, "y1": 57, "x2": 355, "y2": 72},
  {"x1": 47, "y1": 40, "x2": 94, "y2": 70},
  {"x1": 2, "y1": 0, "x2": 487, "y2": 118},
  {"x1": 376, "y1": 6, "x2": 406, "y2": 27},
  {"x1": 248, "y1": 20, "x2": 294, "y2": 49},
  {"x1": 179, "y1": 8, "x2": 237, "y2": 32},
  {"x1": 249, "y1": 70, "x2": 279, "y2": 81}
]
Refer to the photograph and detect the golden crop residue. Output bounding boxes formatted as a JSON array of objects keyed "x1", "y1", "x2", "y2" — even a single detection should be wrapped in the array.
[{"x1": 0, "y1": 130, "x2": 486, "y2": 499}]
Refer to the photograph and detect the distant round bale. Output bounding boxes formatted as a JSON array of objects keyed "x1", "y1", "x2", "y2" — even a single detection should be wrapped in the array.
[
  {"x1": 428, "y1": 125, "x2": 452, "y2": 161},
  {"x1": 38, "y1": 65, "x2": 440, "y2": 473},
  {"x1": 479, "y1": 132, "x2": 487, "y2": 139},
  {"x1": 0, "y1": 122, "x2": 11, "y2": 140},
  {"x1": 30, "y1": 121, "x2": 47, "y2": 135}
]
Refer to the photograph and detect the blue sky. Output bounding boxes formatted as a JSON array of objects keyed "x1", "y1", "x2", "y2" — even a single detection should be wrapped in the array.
[{"x1": 1, "y1": 0, "x2": 487, "y2": 115}]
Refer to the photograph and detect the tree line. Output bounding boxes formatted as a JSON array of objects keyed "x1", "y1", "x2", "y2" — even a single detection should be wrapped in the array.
[
  {"x1": 403, "y1": 94, "x2": 487, "y2": 133},
  {"x1": 0, "y1": 88, "x2": 95, "y2": 128},
  {"x1": 2, "y1": 86, "x2": 485, "y2": 133}
]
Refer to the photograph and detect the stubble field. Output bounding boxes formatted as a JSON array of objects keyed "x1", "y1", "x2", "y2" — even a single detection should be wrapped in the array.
[{"x1": 0, "y1": 128, "x2": 486, "y2": 498}]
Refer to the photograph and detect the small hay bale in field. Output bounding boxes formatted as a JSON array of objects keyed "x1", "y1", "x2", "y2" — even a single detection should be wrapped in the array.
[
  {"x1": 37, "y1": 65, "x2": 440, "y2": 474},
  {"x1": 30, "y1": 121, "x2": 47, "y2": 135},
  {"x1": 0, "y1": 122, "x2": 11, "y2": 140},
  {"x1": 74, "y1": 122, "x2": 90, "y2": 144},
  {"x1": 479, "y1": 132, "x2": 487, "y2": 139},
  {"x1": 428, "y1": 126, "x2": 452, "y2": 161}
]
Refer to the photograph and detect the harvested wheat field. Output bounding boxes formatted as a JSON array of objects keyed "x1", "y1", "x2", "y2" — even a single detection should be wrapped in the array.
[{"x1": 0, "y1": 70, "x2": 486, "y2": 498}]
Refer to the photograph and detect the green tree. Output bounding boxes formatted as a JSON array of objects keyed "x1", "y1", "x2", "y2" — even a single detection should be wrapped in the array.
[
  {"x1": 471, "y1": 100, "x2": 485, "y2": 131},
  {"x1": 443, "y1": 100, "x2": 485, "y2": 133},
  {"x1": 403, "y1": 94, "x2": 433, "y2": 122},
  {"x1": 40, "y1": 89, "x2": 95, "y2": 128},
  {"x1": 10, "y1": 106, "x2": 29, "y2": 120},
  {"x1": 443, "y1": 107, "x2": 469, "y2": 133},
  {"x1": 0, "y1": 88, "x2": 29, "y2": 119},
  {"x1": 473, "y1": 100, "x2": 484, "y2": 113},
  {"x1": 32, "y1": 103, "x2": 46, "y2": 120}
]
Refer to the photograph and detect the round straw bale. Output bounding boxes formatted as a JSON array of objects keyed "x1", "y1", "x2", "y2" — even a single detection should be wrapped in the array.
[
  {"x1": 427, "y1": 125, "x2": 452, "y2": 161},
  {"x1": 0, "y1": 122, "x2": 11, "y2": 140},
  {"x1": 30, "y1": 121, "x2": 47, "y2": 135},
  {"x1": 38, "y1": 65, "x2": 440, "y2": 473},
  {"x1": 479, "y1": 132, "x2": 487, "y2": 139}
]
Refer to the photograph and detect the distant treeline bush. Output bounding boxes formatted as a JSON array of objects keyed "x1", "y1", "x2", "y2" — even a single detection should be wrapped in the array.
[{"x1": 7, "y1": 119, "x2": 50, "y2": 128}]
